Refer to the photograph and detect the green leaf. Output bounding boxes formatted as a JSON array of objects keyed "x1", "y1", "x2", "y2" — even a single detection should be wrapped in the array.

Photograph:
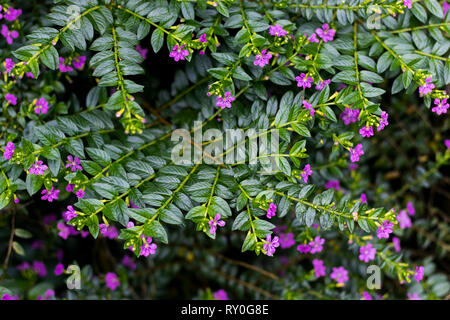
[
  {"x1": 40, "y1": 46, "x2": 59, "y2": 70},
  {"x1": 26, "y1": 174, "x2": 43, "y2": 196},
  {"x1": 144, "y1": 220, "x2": 168, "y2": 244},
  {"x1": 151, "y1": 29, "x2": 164, "y2": 53}
]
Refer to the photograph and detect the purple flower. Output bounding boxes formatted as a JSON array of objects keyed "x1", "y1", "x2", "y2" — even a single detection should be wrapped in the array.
[
  {"x1": 63, "y1": 205, "x2": 77, "y2": 222},
  {"x1": 65, "y1": 155, "x2": 83, "y2": 172},
  {"x1": 325, "y1": 180, "x2": 341, "y2": 191},
  {"x1": 403, "y1": 0, "x2": 412, "y2": 9},
  {"x1": 377, "y1": 220, "x2": 394, "y2": 239},
  {"x1": 266, "y1": 203, "x2": 277, "y2": 219},
  {"x1": 349, "y1": 144, "x2": 364, "y2": 163},
  {"x1": 253, "y1": 49, "x2": 272, "y2": 68},
  {"x1": 54, "y1": 263, "x2": 64, "y2": 276},
  {"x1": 330, "y1": 266, "x2": 349, "y2": 285},
  {"x1": 296, "y1": 73, "x2": 313, "y2": 89},
  {"x1": 34, "y1": 97, "x2": 49, "y2": 114},
  {"x1": 209, "y1": 213, "x2": 226, "y2": 234},
  {"x1": 303, "y1": 100, "x2": 315, "y2": 116},
  {"x1": 432, "y1": 98, "x2": 449, "y2": 115},
  {"x1": 419, "y1": 77, "x2": 434, "y2": 97},
  {"x1": 279, "y1": 232, "x2": 295, "y2": 249},
  {"x1": 315, "y1": 24, "x2": 336, "y2": 42},
  {"x1": 396, "y1": 210, "x2": 412, "y2": 229},
  {"x1": 58, "y1": 57, "x2": 73, "y2": 72},
  {"x1": 72, "y1": 55, "x2": 86, "y2": 70},
  {"x1": 1, "y1": 24, "x2": 19, "y2": 44},
  {"x1": 340, "y1": 108, "x2": 360, "y2": 125},
  {"x1": 105, "y1": 272, "x2": 120, "y2": 291},
  {"x1": 309, "y1": 236, "x2": 325, "y2": 254},
  {"x1": 377, "y1": 111, "x2": 389, "y2": 131},
  {"x1": 29, "y1": 160, "x2": 48, "y2": 175},
  {"x1": 312, "y1": 259, "x2": 326, "y2": 277},
  {"x1": 446, "y1": 139, "x2": 450, "y2": 149},
  {"x1": 199, "y1": 33, "x2": 207, "y2": 43},
  {"x1": 3, "y1": 141, "x2": 15, "y2": 160},
  {"x1": 66, "y1": 184, "x2": 75, "y2": 192},
  {"x1": 263, "y1": 234, "x2": 280, "y2": 256},
  {"x1": 307, "y1": 33, "x2": 319, "y2": 43},
  {"x1": 213, "y1": 289, "x2": 228, "y2": 300},
  {"x1": 169, "y1": 44, "x2": 189, "y2": 62},
  {"x1": 360, "y1": 193, "x2": 367, "y2": 204},
  {"x1": 406, "y1": 202, "x2": 415, "y2": 216},
  {"x1": 76, "y1": 189, "x2": 85, "y2": 198},
  {"x1": 1, "y1": 293, "x2": 19, "y2": 300},
  {"x1": 3, "y1": 58, "x2": 14, "y2": 73},
  {"x1": 32, "y1": 261, "x2": 47, "y2": 277},
  {"x1": 362, "y1": 291, "x2": 373, "y2": 300},
  {"x1": 5, "y1": 93, "x2": 17, "y2": 105},
  {"x1": 216, "y1": 91, "x2": 235, "y2": 109},
  {"x1": 408, "y1": 292, "x2": 421, "y2": 300},
  {"x1": 315, "y1": 79, "x2": 331, "y2": 90},
  {"x1": 392, "y1": 237, "x2": 401, "y2": 252},
  {"x1": 4, "y1": 7, "x2": 22, "y2": 21},
  {"x1": 140, "y1": 236, "x2": 157, "y2": 257},
  {"x1": 301, "y1": 164, "x2": 313, "y2": 183},
  {"x1": 359, "y1": 126, "x2": 374, "y2": 138},
  {"x1": 444, "y1": 1, "x2": 450, "y2": 17},
  {"x1": 57, "y1": 222, "x2": 70, "y2": 240},
  {"x1": 414, "y1": 266, "x2": 424, "y2": 282},
  {"x1": 136, "y1": 45, "x2": 148, "y2": 61},
  {"x1": 359, "y1": 243, "x2": 376, "y2": 263},
  {"x1": 297, "y1": 243, "x2": 311, "y2": 253},
  {"x1": 41, "y1": 187, "x2": 60, "y2": 202},
  {"x1": 269, "y1": 24, "x2": 287, "y2": 37},
  {"x1": 121, "y1": 255, "x2": 136, "y2": 270},
  {"x1": 99, "y1": 224, "x2": 119, "y2": 239}
]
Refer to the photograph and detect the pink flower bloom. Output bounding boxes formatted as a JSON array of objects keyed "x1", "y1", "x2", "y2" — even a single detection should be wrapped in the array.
[
  {"x1": 316, "y1": 24, "x2": 336, "y2": 42},
  {"x1": 303, "y1": 100, "x2": 315, "y2": 116},
  {"x1": 66, "y1": 184, "x2": 75, "y2": 192},
  {"x1": 309, "y1": 236, "x2": 325, "y2": 254},
  {"x1": 279, "y1": 232, "x2": 295, "y2": 248},
  {"x1": 446, "y1": 139, "x2": 450, "y2": 149},
  {"x1": 105, "y1": 272, "x2": 120, "y2": 290},
  {"x1": 5, "y1": 93, "x2": 17, "y2": 105},
  {"x1": 3, "y1": 58, "x2": 14, "y2": 73},
  {"x1": 359, "y1": 243, "x2": 376, "y2": 262},
  {"x1": 392, "y1": 237, "x2": 401, "y2": 252},
  {"x1": 136, "y1": 45, "x2": 148, "y2": 61},
  {"x1": 360, "y1": 193, "x2": 367, "y2": 204},
  {"x1": 307, "y1": 33, "x2": 319, "y2": 43},
  {"x1": 263, "y1": 234, "x2": 280, "y2": 256},
  {"x1": 349, "y1": 144, "x2": 364, "y2": 163},
  {"x1": 26, "y1": 71, "x2": 38, "y2": 79},
  {"x1": 301, "y1": 164, "x2": 313, "y2": 183},
  {"x1": 121, "y1": 255, "x2": 136, "y2": 270},
  {"x1": 37, "y1": 289, "x2": 55, "y2": 300},
  {"x1": 216, "y1": 91, "x2": 235, "y2": 109},
  {"x1": 3, "y1": 141, "x2": 15, "y2": 160},
  {"x1": 99, "y1": 224, "x2": 119, "y2": 239},
  {"x1": 403, "y1": 0, "x2": 412, "y2": 9},
  {"x1": 340, "y1": 108, "x2": 360, "y2": 125},
  {"x1": 414, "y1": 266, "x2": 424, "y2": 282},
  {"x1": 312, "y1": 259, "x2": 326, "y2": 277},
  {"x1": 419, "y1": 77, "x2": 434, "y2": 97},
  {"x1": 377, "y1": 111, "x2": 389, "y2": 131},
  {"x1": 57, "y1": 222, "x2": 70, "y2": 240},
  {"x1": 76, "y1": 189, "x2": 85, "y2": 198},
  {"x1": 4, "y1": 7, "x2": 22, "y2": 21},
  {"x1": 406, "y1": 202, "x2": 415, "y2": 216},
  {"x1": 296, "y1": 73, "x2": 314, "y2": 89},
  {"x1": 32, "y1": 261, "x2": 47, "y2": 277},
  {"x1": 432, "y1": 98, "x2": 449, "y2": 115},
  {"x1": 58, "y1": 57, "x2": 73, "y2": 72},
  {"x1": 325, "y1": 180, "x2": 341, "y2": 191},
  {"x1": 359, "y1": 126, "x2": 374, "y2": 138},
  {"x1": 266, "y1": 203, "x2": 277, "y2": 219},
  {"x1": 29, "y1": 161, "x2": 47, "y2": 175},
  {"x1": 213, "y1": 289, "x2": 228, "y2": 300},
  {"x1": 140, "y1": 236, "x2": 157, "y2": 257},
  {"x1": 408, "y1": 292, "x2": 421, "y2": 300},
  {"x1": 199, "y1": 33, "x2": 207, "y2": 43},
  {"x1": 41, "y1": 187, "x2": 60, "y2": 202},
  {"x1": 54, "y1": 263, "x2": 64, "y2": 276},
  {"x1": 297, "y1": 243, "x2": 311, "y2": 253},
  {"x1": 315, "y1": 79, "x2": 331, "y2": 90},
  {"x1": 377, "y1": 220, "x2": 394, "y2": 239},
  {"x1": 362, "y1": 291, "x2": 373, "y2": 300},
  {"x1": 253, "y1": 49, "x2": 272, "y2": 68},
  {"x1": 1, "y1": 293, "x2": 19, "y2": 300},
  {"x1": 269, "y1": 24, "x2": 287, "y2": 37},
  {"x1": 209, "y1": 213, "x2": 226, "y2": 234},
  {"x1": 72, "y1": 55, "x2": 86, "y2": 70},
  {"x1": 63, "y1": 205, "x2": 77, "y2": 222},
  {"x1": 1, "y1": 24, "x2": 19, "y2": 44},
  {"x1": 396, "y1": 210, "x2": 412, "y2": 229},
  {"x1": 34, "y1": 97, "x2": 49, "y2": 114},
  {"x1": 169, "y1": 44, "x2": 189, "y2": 62},
  {"x1": 444, "y1": 1, "x2": 450, "y2": 17},
  {"x1": 330, "y1": 266, "x2": 349, "y2": 284},
  {"x1": 65, "y1": 155, "x2": 83, "y2": 171}
]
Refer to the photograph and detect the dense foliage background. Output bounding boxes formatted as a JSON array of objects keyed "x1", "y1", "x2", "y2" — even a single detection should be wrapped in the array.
[{"x1": 0, "y1": 0, "x2": 449, "y2": 300}]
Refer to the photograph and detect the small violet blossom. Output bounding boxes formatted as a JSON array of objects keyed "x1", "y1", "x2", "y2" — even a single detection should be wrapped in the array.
[
  {"x1": 105, "y1": 272, "x2": 120, "y2": 290},
  {"x1": 41, "y1": 187, "x2": 60, "y2": 202},
  {"x1": 392, "y1": 237, "x2": 401, "y2": 253},
  {"x1": 59, "y1": 57, "x2": 73, "y2": 73},
  {"x1": 315, "y1": 24, "x2": 336, "y2": 42},
  {"x1": 312, "y1": 259, "x2": 326, "y2": 277},
  {"x1": 377, "y1": 220, "x2": 394, "y2": 239},
  {"x1": 76, "y1": 189, "x2": 85, "y2": 198},
  {"x1": 419, "y1": 77, "x2": 434, "y2": 97},
  {"x1": 309, "y1": 236, "x2": 325, "y2": 254},
  {"x1": 325, "y1": 180, "x2": 341, "y2": 191},
  {"x1": 263, "y1": 234, "x2": 280, "y2": 256},
  {"x1": 406, "y1": 202, "x2": 415, "y2": 216},
  {"x1": 296, "y1": 73, "x2": 313, "y2": 89},
  {"x1": 269, "y1": 24, "x2": 287, "y2": 37},
  {"x1": 3, "y1": 58, "x2": 14, "y2": 73},
  {"x1": 301, "y1": 164, "x2": 312, "y2": 183},
  {"x1": 316, "y1": 79, "x2": 331, "y2": 90},
  {"x1": 340, "y1": 108, "x2": 360, "y2": 125},
  {"x1": 359, "y1": 126, "x2": 374, "y2": 138},
  {"x1": 297, "y1": 243, "x2": 311, "y2": 254},
  {"x1": 303, "y1": 100, "x2": 315, "y2": 116},
  {"x1": 54, "y1": 263, "x2": 64, "y2": 276},
  {"x1": 432, "y1": 98, "x2": 449, "y2": 115},
  {"x1": 279, "y1": 232, "x2": 295, "y2": 249},
  {"x1": 414, "y1": 266, "x2": 424, "y2": 282},
  {"x1": 3, "y1": 141, "x2": 15, "y2": 160},
  {"x1": 349, "y1": 144, "x2": 364, "y2": 163},
  {"x1": 136, "y1": 45, "x2": 148, "y2": 61},
  {"x1": 63, "y1": 205, "x2": 77, "y2": 222},
  {"x1": 5, "y1": 93, "x2": 17, "y2": 105},
  {"x1": 396, "y1": 210, "x2": 412, "y2": 229},
  {"x1": 360, "y1": 193, "x2": 368, "y2": 204},
  {"x1": 216, "y1": 91, "x2": 235, "y2": 109},
  {"x1": 403, "y1": 0, "x2": 412, "y2": 9},
  {"x1": 65, "y1": 155, "x2": 83, "y2": 172},
  {"x1": 169, "y1": 44, "x2": 189, "y2": 62},
  {"x1": 330, "y1": 266, "x2": 349, "y2": 285},
  {"x1": 266, "y1": 203, "x2": 277, "y2": 219},
  {"x1": 359, "y1": 243, "x2": 376, "y2": 263},
  {"x1": 253, "y1": 49, "x2": 272, "y2": 68},
  {"x1": 140, "y1": 236, "x2": 157, "y2": 257},
  {"x1": 1, "y1": 24, "x2": 19, "y2": 44},
  {"x1": 34, "y1": 97, "x2": 49, "y2": 114},
  {"x1": 199, "y1": 34, "x2": 207, "y2": 43},
  {"x1": 72, "y1": 55, "x2": 86, "y2": 70},
  {"x1": 4, "y1": 7, "x2": 22, "y2": 21},
  {"x1": 213, "y1": 289, "x2": 228, "y2": 300},
  {"x1": 377, "y1": 111, "x2": 389, "y2": 131},
  {"x1": 209, "y1": 213, "x2": 226, "y2": 234}
]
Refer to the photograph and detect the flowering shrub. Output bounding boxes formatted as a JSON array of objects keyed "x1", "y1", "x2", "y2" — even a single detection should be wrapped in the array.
[{"x1": 0, "y1": 0, "x2": 449, "y2": 300}]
